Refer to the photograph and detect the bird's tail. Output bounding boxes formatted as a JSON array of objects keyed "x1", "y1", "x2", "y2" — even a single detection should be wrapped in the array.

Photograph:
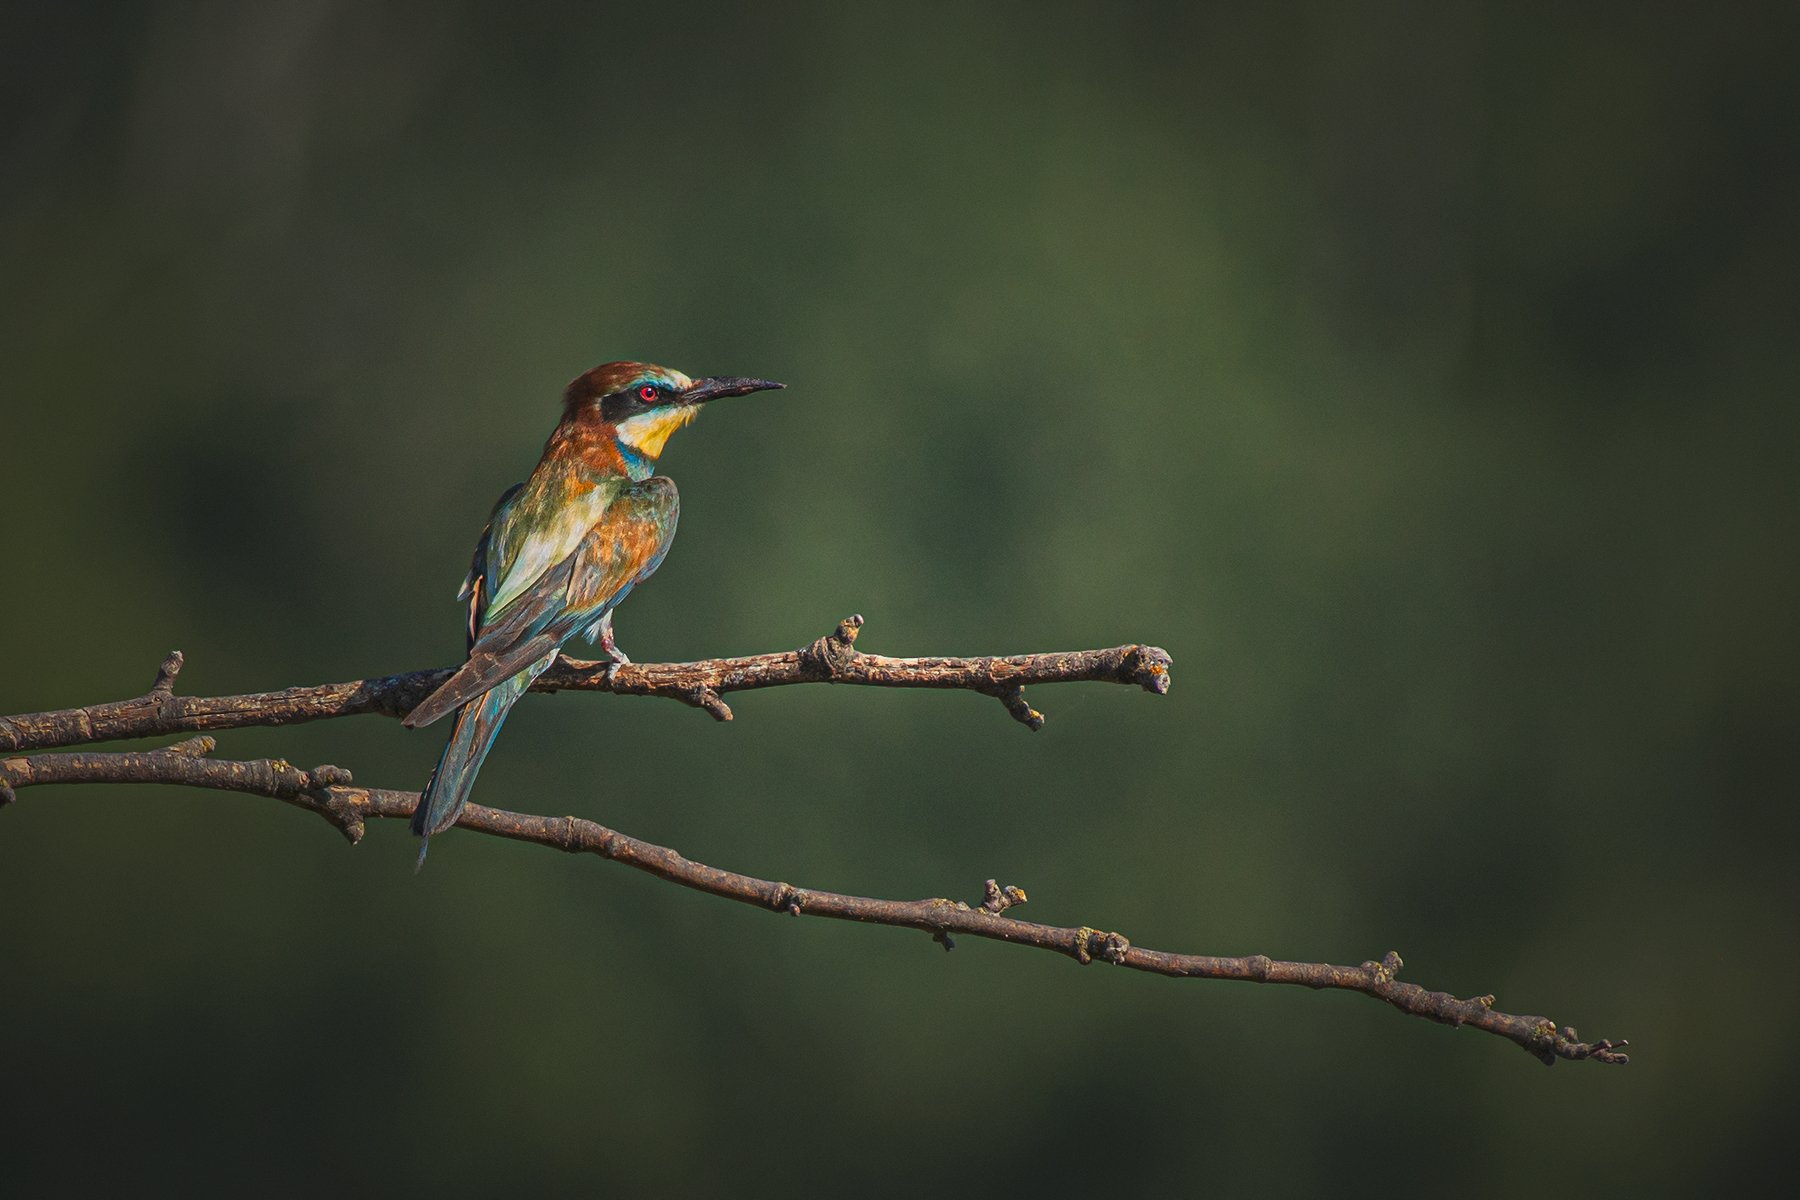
[{"x1": 411, "y1": 652, "x2": 557, "y2": 869}]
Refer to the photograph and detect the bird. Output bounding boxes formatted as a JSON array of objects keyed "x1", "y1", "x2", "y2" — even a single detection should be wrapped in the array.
[{"x1": 401, "y1": 360, "x2": 784, "y2": 866}]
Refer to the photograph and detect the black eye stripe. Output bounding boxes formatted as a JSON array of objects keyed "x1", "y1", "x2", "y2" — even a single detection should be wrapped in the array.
[{"x1": 599, "y1": 386, "x2": 660, "y2": 423}]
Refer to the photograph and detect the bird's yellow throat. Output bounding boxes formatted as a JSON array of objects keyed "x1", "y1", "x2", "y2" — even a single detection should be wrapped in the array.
[{"x1": 614, "y1": 404, "x2": 699, "y2": 460}]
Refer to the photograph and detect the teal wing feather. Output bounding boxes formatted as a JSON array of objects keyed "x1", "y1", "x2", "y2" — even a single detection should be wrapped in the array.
[{"x1": 460, "y1": 483, "x2": 524, "y2": 651}]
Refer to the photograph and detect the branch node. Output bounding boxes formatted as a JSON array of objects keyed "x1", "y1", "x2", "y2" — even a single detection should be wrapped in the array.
[
  {"x1": 148, "y1": 650, "x2": 185, "y2": 697},
  {"x1": 1362, "y1": 951, "x2": 1404, "y2": 984},
  {"x1": 933, "y1": 929, "x2": 956, "y2": 952},
  {"x1": 771, "y1": 883, "x2": 805, "y2": 916},
  {"x1": 686, "y1": 686, "x2": 733, "y2": 722},
  {"x1": 979, "y1": 879, "x2": 1029, "y2": 914},
  {"x1": 1073, "y1": 927, "x2": 1128, "y2": 965},
  {"x1": 1550, "y1": 1025, "x2": 1629, "y2": 1065},
  {"x1": 992, "y1": 686, "x2": 1045, "y2": 731},
  {"x1": 1248, "y1": 954, "x2": 1273, "y2": 982},
  {"x1": 1528, "y1": 1019, "x2": 1560, "y2": 1066},
  {"x1": 1577, "y1": 1037, "x2": 1631, "y2": 1066},
  {"x1": 802, "y1": 615, "x2": 864, "y2": 679},
  {"x1": 309, "y1": 787, "x2": 367, "y2": 845},
  {"x1": 333, "y1": 809, "x2": 367, "y2": 846},
  {"x1": 308, "y1": 764, "x2": 354, "y2": 788},
  {"x1": 1127, "y1": 645, "x2": 1173, "y2": 695}
]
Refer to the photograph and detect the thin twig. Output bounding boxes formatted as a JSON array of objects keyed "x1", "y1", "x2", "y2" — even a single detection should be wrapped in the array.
[
  {"x1": 0, "y1": 615, "x2": 1173, "y2": 753},
  {"x1": 0, "y1": 740, "x2": 1628, "y2": 1068}
]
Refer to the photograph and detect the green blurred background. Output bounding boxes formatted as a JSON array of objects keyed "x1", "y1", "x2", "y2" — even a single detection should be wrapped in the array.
[{"x1": 4, "y1": 2, "x2": 1795, "y2": 1194}]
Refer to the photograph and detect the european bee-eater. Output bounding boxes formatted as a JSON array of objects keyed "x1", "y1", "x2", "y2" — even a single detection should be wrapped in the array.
[{"x1": 402, "y1": 360, "x2": 784, "y2": 864}]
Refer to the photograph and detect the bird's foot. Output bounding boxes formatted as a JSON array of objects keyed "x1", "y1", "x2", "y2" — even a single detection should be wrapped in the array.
[
  {"x1": 597, "y1": 614, "x2": 630, "y2": 683},
  {"x1": 598, "y1": 621, "x2": 629, "y2": 661},
  {"x1": 600, "y1": 632, "x2": 631, "y2": 666}
]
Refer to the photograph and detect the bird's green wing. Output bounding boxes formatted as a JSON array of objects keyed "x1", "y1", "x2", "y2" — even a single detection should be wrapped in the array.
[
  {"x1": 403, "y1": 477, "x2": 680, "y2": 729},
  {"x1": 458, "y1": 482, "x2": 524, "y2": 652},
  {"x1": 482, "y1": 474, "x2": 624, "y2": 621}
]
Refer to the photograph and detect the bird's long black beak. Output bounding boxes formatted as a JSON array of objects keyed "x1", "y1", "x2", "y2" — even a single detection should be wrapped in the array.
[{"x1": 678, "y1": 376, "x2": 785, "y2": 404}]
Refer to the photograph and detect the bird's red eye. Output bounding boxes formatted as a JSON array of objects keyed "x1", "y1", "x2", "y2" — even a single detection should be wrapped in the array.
[{"x1": 638, "y1": 385, "x2": 657, "y2": 401}]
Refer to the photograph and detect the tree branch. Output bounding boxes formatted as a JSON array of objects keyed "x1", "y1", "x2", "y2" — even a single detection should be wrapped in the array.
[
  {"x1": 0, "y1": 615, "x2": 1173, "y2": 753},
  {"x1": 0, "y1": 738, "x2": 1627, "y2": 1067},
  {"x1": 0, "y1": 615, "x2": 1626, "y2": 1068}
]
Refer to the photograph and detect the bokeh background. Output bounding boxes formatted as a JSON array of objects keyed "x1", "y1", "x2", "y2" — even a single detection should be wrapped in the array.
[{"x1": 4, "y1": 2, "x2": 1796, "y2": 1194}]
